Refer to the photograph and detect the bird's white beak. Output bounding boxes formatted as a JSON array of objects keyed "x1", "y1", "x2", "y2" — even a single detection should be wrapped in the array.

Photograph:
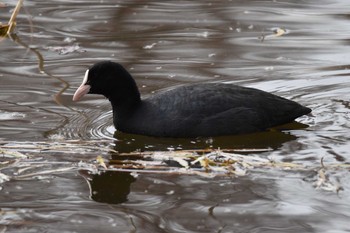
[{"x1": 73, "y1": 69, "x2": 91, "y2": 101}]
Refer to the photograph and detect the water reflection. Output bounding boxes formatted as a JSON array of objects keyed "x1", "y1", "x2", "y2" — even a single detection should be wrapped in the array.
[
  {"x1": 80, "y1": 161, "x2": 280, "y2": 206},
  {"x1": 79, "y1": 120, "x2": 309, "y2": 205},
  {"x1": 80, "y1": 170, "x2": 136, "y2": 204},
  {"x1": 112, "y1": 122, "x2": 308, "y2": 152}
]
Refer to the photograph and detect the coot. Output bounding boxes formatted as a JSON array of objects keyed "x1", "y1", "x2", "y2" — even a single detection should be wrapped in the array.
[{"x1": 73, "y1": 61, "x2": 311, "y2": 137}]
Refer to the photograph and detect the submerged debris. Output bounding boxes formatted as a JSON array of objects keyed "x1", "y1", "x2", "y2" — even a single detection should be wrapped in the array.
[
  {"x1": 313, "y1": 168, "x2": 343, "y2": 193},
  {"x1": 0, "y1": 148, "x2": 27, "y2": 159},
  {"x1": 0, "y1": 140, "x2": 349, "y2": 193},
  {"x1": 312, "y1": 157, "x2": 344, "y2": 193}
]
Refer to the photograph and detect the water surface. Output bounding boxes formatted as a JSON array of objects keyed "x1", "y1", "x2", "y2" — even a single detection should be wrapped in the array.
[{"x1": 1, "y1": 0, "x2": 350, "y2": 232}]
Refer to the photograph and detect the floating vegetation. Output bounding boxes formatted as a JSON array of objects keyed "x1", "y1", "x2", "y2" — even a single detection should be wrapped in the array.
[
  {"x1": 0, "y1": 0, "x2": 23, "y2": 37},
  {"x1": 259, "y1": 27, "x2": 288, "y2": 42},
  {"x1": 0, "y1": 24, "x2": 9, "y2": 37},
  {"x1": 0, "y1": 140, "x2": 348, "y2": 193}
]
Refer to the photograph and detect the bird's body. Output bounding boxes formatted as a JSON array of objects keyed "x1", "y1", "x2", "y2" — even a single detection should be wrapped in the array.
[{"x1": 73, "y1": 61, "x2": 311, "y2": 138}]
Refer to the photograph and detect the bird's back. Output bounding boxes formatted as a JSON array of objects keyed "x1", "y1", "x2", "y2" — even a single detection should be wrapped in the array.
[{"x1": 116, "y1": 83, "x2": 311, "y2": 137}]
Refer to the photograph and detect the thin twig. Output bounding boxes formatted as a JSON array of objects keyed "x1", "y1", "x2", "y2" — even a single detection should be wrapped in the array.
[{"x1": 7, "y1": 0, "x2": 23, "y2": 35}]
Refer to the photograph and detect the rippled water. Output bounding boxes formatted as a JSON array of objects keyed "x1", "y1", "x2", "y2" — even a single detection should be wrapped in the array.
[{"x1": 1, "y1": 0, "x2": 350, "y2": 232}]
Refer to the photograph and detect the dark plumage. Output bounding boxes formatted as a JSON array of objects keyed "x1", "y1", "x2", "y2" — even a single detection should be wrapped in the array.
[{"x1": 73, "y1": 61, "x2": 311, "y2": 137}]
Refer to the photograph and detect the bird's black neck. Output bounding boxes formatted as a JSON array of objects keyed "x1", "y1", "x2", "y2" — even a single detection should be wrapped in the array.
[{"x1": 108, "y1": 86, "x2": 141, "y2": 120}]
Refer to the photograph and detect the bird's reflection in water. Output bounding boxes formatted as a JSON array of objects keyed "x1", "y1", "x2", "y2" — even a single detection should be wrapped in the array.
[
  {"x1": 80, "y1": 121, "x2": 309, "y2": 204},
  {"x1": 79, "y1": 170, "x2": 136, "y2": 204},
  {"x1": 112, "y1": 121, "x2": 308, "y2": 153}
]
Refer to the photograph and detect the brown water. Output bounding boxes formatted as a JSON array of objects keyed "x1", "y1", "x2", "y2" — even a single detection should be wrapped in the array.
[{"x1": 1, "y1": 0, "x2": 350, "y2": 232}]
